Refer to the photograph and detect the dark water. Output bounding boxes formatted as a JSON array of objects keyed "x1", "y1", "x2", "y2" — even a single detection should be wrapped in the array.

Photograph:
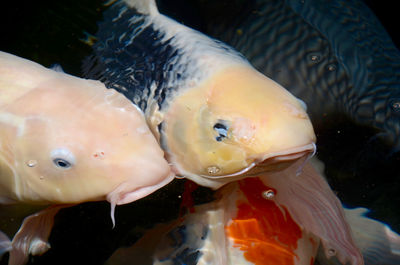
[{"x1": 0, "y1": 1, "x2": 399, "y2": 264}]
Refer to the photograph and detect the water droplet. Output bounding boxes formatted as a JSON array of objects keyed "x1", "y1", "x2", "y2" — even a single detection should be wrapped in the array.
[
  {"x1": 27, "y1": 160, "x2": 37, "y2": 167},
  {"x1": 326, "y1": 63, "x2": 337, "y2": 71},
  {"x1": 207, "y1": 166, "x2": 220, "y2": 175},
  {"x1": 262, "y1": 189, "x2": 275, "y2": 199},
  {"x1": 308, "y1": 53, "x2": 321, "y2": 63},
  {"x1": 328, "y1": 248, "x2": 336, "y2": 256},
  {"x1": 390, "y1": 99, "x2": 400, "y2": 113}
]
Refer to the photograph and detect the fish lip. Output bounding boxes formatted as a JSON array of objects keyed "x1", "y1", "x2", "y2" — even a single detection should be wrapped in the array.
[{"x1": 200, "y1": 142, "x2": 316, "y2": 179}]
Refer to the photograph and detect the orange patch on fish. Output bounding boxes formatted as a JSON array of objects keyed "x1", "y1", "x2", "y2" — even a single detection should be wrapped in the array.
[{"x1": 226, "y1": 177, "x2": 302, "y2": 265}]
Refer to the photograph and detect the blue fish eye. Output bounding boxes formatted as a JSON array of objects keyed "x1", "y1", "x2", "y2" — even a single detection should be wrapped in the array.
[
  {"x1": 50, "y1": 148, "x2": 75, "y2": 169},
  {"x1": 213, "y1": 122, "x2": 228, "y2": 142},
  {"x1": 53, "y1": 158, "x2": 72, "y2": 169}
]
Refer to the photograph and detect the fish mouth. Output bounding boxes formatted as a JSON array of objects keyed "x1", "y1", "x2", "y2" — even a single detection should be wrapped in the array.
[{"x1": 200, "y1": 142, "x2": 316, "y2": 179}]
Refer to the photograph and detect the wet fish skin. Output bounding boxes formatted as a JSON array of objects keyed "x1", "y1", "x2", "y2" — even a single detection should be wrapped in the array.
[
  {"x1": 0, "y1": 51, "x2": 173, "y2": 265},
  {"x1": 84, "y1": 0, "x2": 316, "y2": 189}
]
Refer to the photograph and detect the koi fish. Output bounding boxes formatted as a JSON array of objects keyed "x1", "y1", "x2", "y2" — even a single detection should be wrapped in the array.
[
  {"x1": 0, "y1": 51, "x2": 173, "y2": 265},
  {"x1": 83, "y1": 0, "x2": 316, "y2": 189},
  {"x1": 108, "y1": 161, "x2": 374, "y2": 265},
  {"x1": 151, "y1": 0, "x2": 400, "y2": 237}
]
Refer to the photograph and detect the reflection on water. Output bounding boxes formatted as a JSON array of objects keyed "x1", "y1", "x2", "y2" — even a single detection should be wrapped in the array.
[{"x1": 0, "y1": 0, "x2": 399, "y2": 264}]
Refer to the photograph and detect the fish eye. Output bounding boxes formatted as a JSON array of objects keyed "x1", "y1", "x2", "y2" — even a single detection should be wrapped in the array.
[
  {"x1": 50, "y1": 148, "x2": 75, "y2": 169},
  {"x1": 53, "y1": 158, "x2": 71, "y2": 169},
  {"x1": 213, "y1": 122, "x2": 229, "y2": 142}
]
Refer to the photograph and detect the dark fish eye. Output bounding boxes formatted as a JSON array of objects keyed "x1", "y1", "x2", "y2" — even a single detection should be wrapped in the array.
[
  {"x1": 53, "y1": 158, "x2": 72, "y2": 169},
  {"x1": 213, "y1": 122, "x2": 228, "y2": 142}
]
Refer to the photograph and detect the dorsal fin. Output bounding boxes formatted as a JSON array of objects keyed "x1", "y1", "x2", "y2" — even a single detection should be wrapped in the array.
[{"x1": 123, "y1": 0, "x2": 159, "y2": 15}]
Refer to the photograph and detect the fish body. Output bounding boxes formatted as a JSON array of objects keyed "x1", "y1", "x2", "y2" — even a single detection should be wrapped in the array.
[
  {"x1": 0, "y1": 51, "x2": 173, "y2": 264},
  {"x1": 108, "y1": 162, "x2": 367, "y2": 265},
  {"x1": 85, "y1": 0, "x2": 316, "y2": 189}
]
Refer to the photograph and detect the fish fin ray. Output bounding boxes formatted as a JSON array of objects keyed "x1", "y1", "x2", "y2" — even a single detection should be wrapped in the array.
[
  {"x1": 264, "y1": 162, "x2": 364, "y2": 265},
  {"x1": 345, "y1": 207, "x2": 400, "y2": 264},
  {"x1": 8, "y1": 205, "x2": 69, "y2": 265},
  {"x1": 0, "y1": 230, "x2": 12, "y2": 258}
]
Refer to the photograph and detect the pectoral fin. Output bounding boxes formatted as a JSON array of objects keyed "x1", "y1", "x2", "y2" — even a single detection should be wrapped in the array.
[
  {"x1": 8, "y1": 205, "x2": 71, "y2": 265},
  {"x1": 0, "y1": 230, "x2": 11, "y2": 258}
]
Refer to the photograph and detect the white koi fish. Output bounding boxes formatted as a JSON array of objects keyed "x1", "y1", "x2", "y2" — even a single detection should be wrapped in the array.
[{"x1": 0, "y1": 51, "x2": 174, "y2": 265}]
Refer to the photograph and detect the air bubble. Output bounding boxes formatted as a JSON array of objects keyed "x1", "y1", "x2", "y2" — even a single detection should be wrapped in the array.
[
  {"x1": 390, "y1": 99, "x2": 400, "y2": 113},
  {"x1": 27, "y1": 160, "x2": 37, "y2": 167},
  {"x1": 207, "y1": 166, "x2": 221, "y2": 175},
  {"x1": 308, "y1": 53, "x2": 321, "y2": 63},
  {"x1": 262, "y1": 190, "x2": 275, "y2": 199},
  {"x1": 326, "y1": 63, "x2": 337, "y2": 71},
  {"x1": 328, "y1": 248, "x2": 336, "y2": 256}
]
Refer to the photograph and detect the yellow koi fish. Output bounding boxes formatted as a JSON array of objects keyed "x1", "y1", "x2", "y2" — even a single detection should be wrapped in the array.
[
  {"x1": 0, "y1": 51, "x2": 173, "y2": 265},
  {"x1": 84, "y1": 0, "x2": 316, "y2": 189}
]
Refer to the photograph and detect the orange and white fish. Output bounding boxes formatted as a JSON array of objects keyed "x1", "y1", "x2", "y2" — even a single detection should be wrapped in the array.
[
  {"x1": 109, "y1": 162, "x2": 400, "y2": 265},
  {"x1": 0, "y1": 51, "x2": 174, "y2": 265},
  {"x1": 84, "y1": 0, "x2": 316, "y2": 189},
  {"x1": 107, "y1": 161, "x2": 371, "y2": 265}
]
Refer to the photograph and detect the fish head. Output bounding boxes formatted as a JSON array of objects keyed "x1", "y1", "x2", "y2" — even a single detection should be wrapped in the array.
[
  {"x1": 163, "y1": 66, "x2": 316, "y2": 188},
  {"x1": 1, "y1": 59, "x2": 173, "y2": 205}
]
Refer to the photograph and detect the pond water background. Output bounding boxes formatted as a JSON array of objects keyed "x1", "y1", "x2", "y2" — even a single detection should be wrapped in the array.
[{"x1": 0, "y1": 1, "x2": 399, "y2": 264}]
